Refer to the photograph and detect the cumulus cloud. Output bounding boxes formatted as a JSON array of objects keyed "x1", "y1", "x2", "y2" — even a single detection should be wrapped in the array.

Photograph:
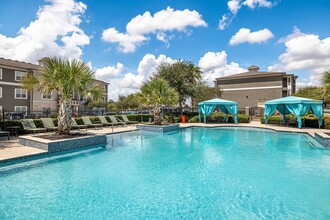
[
  {"x1": 95, "y1": 54, "x2": 175, "y2": 100},
  {"x1": 229, "y1": 28, "x2": 274, "y2": 45},
  {"x1": 269, "y1": 27, "x2": 330, "y2": 86},
  {"x1": 102, "y1": 7, "x2": 207, "y2": 53},
  {"x1": 219, "y1": 0, "x2": 275, "y2": 30},
  {"x1": 0, "y1": 0, "x2": 89, "y2": 63},
  {"x1": 198, "y1": 51, "x2": 245, "y2": 85},
  {"x1": 95, "y1": 63, "x2": 124, "y2": 81}
]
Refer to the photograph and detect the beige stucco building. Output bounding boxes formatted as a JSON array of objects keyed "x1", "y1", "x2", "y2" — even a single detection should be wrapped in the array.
[{"x1": 215, "y1": 65, "x2": 298, "y2": 111}]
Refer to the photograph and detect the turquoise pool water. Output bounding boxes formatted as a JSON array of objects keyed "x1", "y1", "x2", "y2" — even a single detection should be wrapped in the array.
[{"x1": 1, "y1": 127, "x2": 330, "y2": 219}]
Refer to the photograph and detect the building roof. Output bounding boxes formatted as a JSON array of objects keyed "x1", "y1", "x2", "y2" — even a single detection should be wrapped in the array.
[
  {"x1": 216, "y1": 70, "x2": 285, "y2": 80},
  {"x1": 198, "y1": 98, "x2": 237, "y2": 105},
  {"x1": 0, "y1": 57, "x2": 41, "y2": 71},
  {"x1": 265, "y1": 96, "x2": 323, "y2": 105}
]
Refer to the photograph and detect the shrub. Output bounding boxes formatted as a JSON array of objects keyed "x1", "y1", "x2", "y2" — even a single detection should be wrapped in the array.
[
  {"x1": 261, "y1": 114, "x2": 326, "y2": 128},
  {"x1": 187, "y1": 113, "x2": 249, "y2": 123}
]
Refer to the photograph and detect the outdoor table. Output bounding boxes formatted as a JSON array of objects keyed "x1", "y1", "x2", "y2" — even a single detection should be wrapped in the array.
[{"x1": 5, "y1": 126, "x2": 21, "y2": 137}]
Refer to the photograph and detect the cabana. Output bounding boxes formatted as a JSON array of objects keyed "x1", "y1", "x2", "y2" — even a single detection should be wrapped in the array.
[
  {"x1": 264, "y1": 96, "x2": 323, "y2": 128},
  {"x1": 198, "y1": 98, "x2": 238, "y2": 123}
]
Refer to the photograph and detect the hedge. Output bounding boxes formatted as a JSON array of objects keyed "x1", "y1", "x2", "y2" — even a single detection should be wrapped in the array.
[
  {"x1": 260, "y1": 114, "x2": 330, "y2": 129},
  {"x1": 188, "y1": 112, "x2": 250, "y2": 123}
]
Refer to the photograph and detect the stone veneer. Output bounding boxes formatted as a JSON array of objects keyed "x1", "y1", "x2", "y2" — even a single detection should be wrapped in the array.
[
  {"x1": 136, "y1": 124, "x2": 180, "y2": 132},
  {"x1": 19, "y1": 133, "x2": 107, "y2": 153},
  {"x1": 314, "y1": 132, "x2": 330, "y2": 147}
]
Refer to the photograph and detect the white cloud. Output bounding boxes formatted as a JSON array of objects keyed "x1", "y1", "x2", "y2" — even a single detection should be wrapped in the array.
[
  {"x1": 198, "y1": 51, "x2": 245, "y2": 85},
  {"x1": 269, "y1": 28, "x2": 330, "y2": 86},
  {"x1": 228, "y1": 0, "x2": 241, "y2": 14},
  {"x1": 219, "y1": 0, "x2": 275, "y2": 30},
  {"x1": 0, "y1": 0, "x2": 89, "y2": 63},
  {"x1": 95, "y1": 63, "x2": 124, "y2": 81},
  {"x1": 95, "y1": 54, "x2": 175, "y2": 100},
  {"x1": 102, "y1": 7, "x2": 207, "y2": 53},
  {"x1": 229, "y1": 28, "x2": 274, "y2": 45}
]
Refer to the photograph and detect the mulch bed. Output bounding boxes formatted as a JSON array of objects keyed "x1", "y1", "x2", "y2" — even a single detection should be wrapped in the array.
[{"x1": 37, "y1": 132, "x2": 94, "y2": 140}]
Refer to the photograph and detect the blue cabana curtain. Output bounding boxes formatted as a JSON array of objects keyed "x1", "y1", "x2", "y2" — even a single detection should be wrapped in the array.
[
  {"x1": 201, "y1": 104, "x2": 217, "y2": 123},
  {"x1": 264, "y1": 104, "x2": 276, "y2": 124},
  {"x1": 311, "y1": 104, "x2": 323, "y2": 128},
  {"x1": 285, "y1": 104, "x2": 311, "y2": 128},
  {"x1": 198, "y1": 98, "x2": 238, "y2": 124},
  {"x1": 264, "y1": 96, "x2": 323, "y2": 128}
]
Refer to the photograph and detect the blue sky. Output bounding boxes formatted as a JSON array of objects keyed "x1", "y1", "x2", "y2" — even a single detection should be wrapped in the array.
[{"x1": 0, "y1": 0, "x2": 329, "y2": 100}]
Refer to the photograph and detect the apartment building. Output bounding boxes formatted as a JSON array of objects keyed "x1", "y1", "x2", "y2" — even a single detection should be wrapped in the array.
[
  {"x1": 215, "y1": 65, "x2": 298, "y2": 110},
  {"x1": 0, "y1": 58, "x2": 40, "y2": 114},
  {"x1": 0, "y1": 57, "x2": 109, "y2": 116}
]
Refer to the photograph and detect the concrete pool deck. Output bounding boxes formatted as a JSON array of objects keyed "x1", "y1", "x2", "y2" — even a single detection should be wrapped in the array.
[{"x1": 0, "y1": 121, "x2": 328, "y2": 162}]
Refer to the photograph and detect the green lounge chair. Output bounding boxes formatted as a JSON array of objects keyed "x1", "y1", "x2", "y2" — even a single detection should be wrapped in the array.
[
  {"x1": 81, "y1": 117, "x2": 103, "y2": 129},
  {"x1": 121, "y1": 115, "x2": 138, "y2": 124},
  {"x1": 21, "y1": 119, "x2": 47, "y2": 134},
  {"x1": 71, "y1": 118, "x2": 87, "y2": 131},
  {"x1": 41, "y1": 118, "x2": 57, "y2": 131},
  {"x1": 109, "y1": 116, "x2": 126, "y2": 126},
  {"x1": 98, "y1": 116, "x2": 114, "y2": 127},
  {"x1": 0, "y1": 127, "x2": 10, "y2": 140}
]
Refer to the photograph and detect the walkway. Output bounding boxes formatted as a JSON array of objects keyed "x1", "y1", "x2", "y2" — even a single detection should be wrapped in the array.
[{"x1": 0, "y1": 122, "x2": 327, "y2": 163}]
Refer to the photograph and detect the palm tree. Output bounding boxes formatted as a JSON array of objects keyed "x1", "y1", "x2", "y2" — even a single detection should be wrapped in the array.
[
  {"x1": 321, "y1": 69, "x2": 330, "y2": 101},
  {"x1": 140, "y1": 77, "x2": 178, "y2": 125},
  {"x1": 22, "y1": 57, "x2": 100, "y2": 134}
]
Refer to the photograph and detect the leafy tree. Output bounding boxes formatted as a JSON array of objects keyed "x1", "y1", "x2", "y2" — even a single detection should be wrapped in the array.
[
  {"x1": 140, "y1": 77, "x2": 178, "y2": 125},
  {"x1": 293, "y1": 86, "x2": 330, "y2": 104},
  {"x1": 107, "y1": 99, "x2": 119, "y2": 112},
  {"x1": 191, "y1": 82, "x2": 222, "y2": 111},
  {"x1": 155, "y1": 60, "x2": 201, "y2": 115},
  {"x1": 22, "y1": 57, "x2": 100, "y2": 134}
]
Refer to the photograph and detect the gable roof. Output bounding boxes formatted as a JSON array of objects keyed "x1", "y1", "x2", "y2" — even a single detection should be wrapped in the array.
[
  {"x1": 198, "y1": 98, "x2": 237, "y2": 105},
  {"x1": 0, "y1": 57, "x2": 41, "y2": 71}
]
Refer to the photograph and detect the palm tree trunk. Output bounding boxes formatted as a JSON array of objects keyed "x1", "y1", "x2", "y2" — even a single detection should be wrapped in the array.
[
  {"x1": 153, "y1": 105, "x2": 162, "y2": 125},
  {"x1": 58, "y1": 98, "x2": 72, "y2": 135}
]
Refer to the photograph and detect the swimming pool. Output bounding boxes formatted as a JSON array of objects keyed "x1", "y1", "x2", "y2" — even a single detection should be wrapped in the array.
[{"x1": 1, "y1": 127, "x2": 330, "y2": 219}]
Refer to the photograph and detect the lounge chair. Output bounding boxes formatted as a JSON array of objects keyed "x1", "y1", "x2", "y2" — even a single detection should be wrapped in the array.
[
  {"x1": 98, "y1": 116, "x2": 114, "y2": 127},
  {"x1": 41, "y1": 118, "x2": 57, "y2": 131},
  {"x1": 81, "y1": 117, "x2": 103, "y2": 129},
  {"x1": 21, "y1": 119, "x2": 47, "y2": 134},
  {"x1": 109, "y1": 116, "x2": 127, "y2": 126},
  {"x1": 0, "y1": 127, "x2": 10, "y2": 140},
  {"x1": 286, "y1": 118, "x2": 297, "y2": 127},
  {"x1": 121, "y1": 115, "x2": 138, "y2": 124},
  {"x1": 71, "y1": 118, "x2": 87, "y2": 131}
]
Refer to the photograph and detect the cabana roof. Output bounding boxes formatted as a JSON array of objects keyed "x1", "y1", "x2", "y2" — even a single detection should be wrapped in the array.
[
  {"x1": 198, "y1": 98, "x2": 237, "y2": 105},
  {"x1": 265, "y1": 96, "x2": 323, "y2": 105}
]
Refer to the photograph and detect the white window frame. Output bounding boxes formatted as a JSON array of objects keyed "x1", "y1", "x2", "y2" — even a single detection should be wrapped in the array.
[
  {"x1": 15, "y1": 88, "x2": 28, "y2": 99},
  {"x1": 0, "y1": 87, "x2": 2, "y2": 98},
  {"x1": 42, "y1": 92, "x2": 52, "y2": 100},
  {"x1": 0, "y1": 68, "x2": 2, "y2": 79},
  {"x1": 15, "y1": 71, "x2": 27, "y2": 81},
  {"x1": 15, "y1": 106, "x2": 27, "y2": 112}
]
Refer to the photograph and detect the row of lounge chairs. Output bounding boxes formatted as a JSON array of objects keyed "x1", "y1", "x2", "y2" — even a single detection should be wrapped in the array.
[{"x1": 19, "y1": 115, "x2": 138, "y2": 135}]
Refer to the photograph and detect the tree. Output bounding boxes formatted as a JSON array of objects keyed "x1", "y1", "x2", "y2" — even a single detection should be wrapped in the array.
[
  {"x1": 191, "y1": 82, "x2": 222, "y2": 110},
  {"x1": 321, "y1": 69, "x2": 330, "y2": 102},
  {"x1": 293, "y1": 86, "x2": 330, "y2": 105},
  {"x1": 155, "y1": 60, "x2": 202, "y2": 115},
  {"x1": 22, "y1": 57, "x2": 100, "y2": 135},
  {"x1": 140, "y1": 77, "x2": 178, "y2": 125}
]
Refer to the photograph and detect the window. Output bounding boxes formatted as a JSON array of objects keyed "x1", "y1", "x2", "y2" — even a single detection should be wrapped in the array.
[
  {"x1": 15, "y1": 88, "x2": 27, "y2": 99},
  {"x1": 15, "y1": 71, "x2": 27, "y2": 81},
  {"x1": 0, "y1": 68, "x2": 2, "y2": 79},
  {"x1": 0, "y1": 87, "x2": 2, "y2": 98},
  {"x1": 43, "y1": 107, "x2": 51, "y2": 115},
  {"x1": 15, "y1": 106, "x2": 27, "y2": 114},
  {"x1": 42, "y1": 92, "x2": 52, "y2": 100}
]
